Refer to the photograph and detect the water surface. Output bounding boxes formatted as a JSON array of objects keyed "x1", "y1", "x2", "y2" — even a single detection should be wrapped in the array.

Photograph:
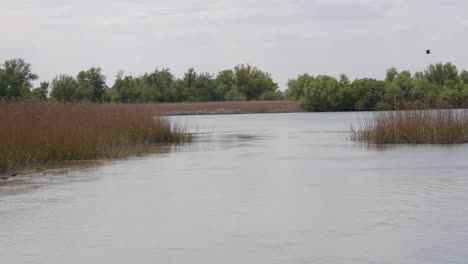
[{"x1": 1, "y1": 112, "x2": 468, "y2": 264}]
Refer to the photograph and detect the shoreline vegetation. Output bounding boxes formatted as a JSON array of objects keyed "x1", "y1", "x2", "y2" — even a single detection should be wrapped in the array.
[
  {"x1": 1, "y1": 58, "x2": 467, "y2": 112},
  {"x1": 351, "y1": 108, "x2": 468, "y2": 144},
  {"x1": 1, "y1": 59, "x2": 468, "y2": 178},
  {"x1": 0, "y1": 102, "x2": 192, "y2": 177},
  {"x1": 0, "y1": 100, "x2": 298, "y2": 178},
  {"x1": 152, "y1": 101, "x2": 301, "y2": 115}
]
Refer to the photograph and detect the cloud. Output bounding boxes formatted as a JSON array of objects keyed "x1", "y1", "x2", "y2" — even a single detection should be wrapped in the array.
[{"x1": 1, "y1": 0, "x2": 467, "y2": 89}]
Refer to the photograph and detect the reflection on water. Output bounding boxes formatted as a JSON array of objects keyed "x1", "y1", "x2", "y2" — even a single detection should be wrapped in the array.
[{"x1": 1, "y1": 112, "x2": 468, "y2": 264}]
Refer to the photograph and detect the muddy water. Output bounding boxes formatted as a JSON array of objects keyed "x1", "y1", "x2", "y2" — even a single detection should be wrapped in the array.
[{"x1": 1, "y1": 112, "x2": 468, "y2": 264}]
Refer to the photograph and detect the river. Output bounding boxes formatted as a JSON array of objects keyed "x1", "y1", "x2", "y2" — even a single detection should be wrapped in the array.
[{"x1": 1, "y1": 112, "x2": 468, "y2": 264}]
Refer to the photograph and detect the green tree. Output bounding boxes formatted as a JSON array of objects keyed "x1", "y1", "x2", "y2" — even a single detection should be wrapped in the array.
[
  {"x1": 76, "y1": 67, "x2": 108, "y2": 102},
  {"x1": 298, "y1": 75, "x2": 341, "y2": 111},
  {"x1": 410, "y1": 75, "x2": 436, "y2": 106},
  {"x1": 224, "y1": 86, "x2": 247, "y2": 101},
  {"x1": 459, "y1": 70, "x2": 468, "y2": 84},
  {"x1": 110, "y1": 72, "x2": 144, "y2": 103},
  {"x1": 425, "y1": 63, "x2": 460, "y2": 86},
  {"x1": 384, "y1": 71, "x2": 414, "y2": 107},
  {"x1": 194, "y1": 73, "x2": 217, "y2": 101},
  {"x1": 50, "y1": 75, "x2": 79, "y2": 102},
  {"x1": 183, "y1": 68, "x2": 198, "y2": 101},
  {"x1": 234, "y1": 64, "x2": 278, "y2": 100},
  {"x1": 214, "y1": 70, "x2": 235, "y2": 100},
  {"x1": 141, "y1": 68, "x2": 174, "y2": 102},
  {"x1": 259, "y1": 90, "x2": 284, "y2": 100},
  {"x1": 348, "y1": 78, "x2": 385, "y2": 111},
  {"x1": 385, "y1": 67, "x2": 398, "y2": 82},
  {"x1": 29, "y1": 82, "x2": 49, "y2": 100},
  {"x1": 0, "y1": 59, "x2": 38, "y2": 98},
  {"x1": 167, "y1": 79, "x2": 188, "y2": 102},
  {"x1": 339, "y1": 74, "x2": 350, "y2": 85},
  {"x1": 285, "y1": 74, "x2": 314, "y2": 100},
  {"x1": 437, "y1": 87, "x2": 462, "y2": 108}
]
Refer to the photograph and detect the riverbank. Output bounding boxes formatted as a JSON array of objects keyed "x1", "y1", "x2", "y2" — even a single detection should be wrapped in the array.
[
  {"x1": 0, "y1": 102, "x2": 192, "y2": 177},
  {"x1": 151, "y1": 100, "x2": 302, "y2": 115}
]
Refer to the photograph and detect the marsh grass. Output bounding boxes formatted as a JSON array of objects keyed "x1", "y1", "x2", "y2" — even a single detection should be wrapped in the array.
[
  {"x1": 0, "y1": 102, "x2": 192, "y2": 175},
  {"x1": 151, "y1": 100, "x2": 302, "y2": 115},
  {"x1": 351, "y1": 108, "x2": 468, "y2": 144}
]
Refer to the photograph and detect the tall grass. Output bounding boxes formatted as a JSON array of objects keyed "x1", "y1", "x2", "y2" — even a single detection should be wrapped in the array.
[
  {"x1": 151, "y1": 100, "x2": 302, "y2": 115},
  {"x1": 351, "y1": 109, "x2": 468, "y2": 144},
  {"x1": 0, "y1": 102, "x2": 191, "y2": 175}
]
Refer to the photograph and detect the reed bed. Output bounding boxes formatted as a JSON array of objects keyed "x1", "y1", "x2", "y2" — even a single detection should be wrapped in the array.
[
  {"x1": 351, "y1": 109, "x2": 468, "y2": 144},
  {"x1": 0, "y1": 102, "x2": 191, "y2": 175},
  {"x1": 151, "y1": 100, "x2": 302, "y2": 115}
]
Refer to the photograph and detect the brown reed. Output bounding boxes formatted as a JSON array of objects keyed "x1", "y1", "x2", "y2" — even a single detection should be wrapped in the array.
[
  {"x1": 351, "y1": 109, "x2": 468, "y2": 144},
  {"x1": 151, "y1": 100, "x2": 302, "y2": 115},
  {"x1": 0, "y1": 102, "x2": 191, "y2": 175}
]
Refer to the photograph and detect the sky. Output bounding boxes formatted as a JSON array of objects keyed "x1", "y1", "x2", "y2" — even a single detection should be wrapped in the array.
[{"x1": 1, "y1": 0, "x2": 467, "y2": 90}]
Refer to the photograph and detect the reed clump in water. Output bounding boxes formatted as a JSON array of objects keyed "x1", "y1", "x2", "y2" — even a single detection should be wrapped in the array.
[
  {"x1": 351, "y1": 109, "x2": 468, "y2": 144},
  {"x1": 0, "y1": 102, "x2": 192, "y2": 175}
]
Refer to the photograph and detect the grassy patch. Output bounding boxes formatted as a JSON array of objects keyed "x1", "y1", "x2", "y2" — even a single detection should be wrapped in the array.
[
  {"x1": 151, "y1": 100, "x2": 302, "y2": 115},
  {"x1": 351, "y1": 109, "x2": 468, "y2": 144},
  {"x1": 0, "y1": 102, "x2": 192, "y2": 175}
]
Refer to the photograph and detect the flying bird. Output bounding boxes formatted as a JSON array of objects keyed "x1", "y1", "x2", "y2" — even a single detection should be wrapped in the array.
[{"x1": 426, "y1": 49, "x2": 432, "y2": 54}]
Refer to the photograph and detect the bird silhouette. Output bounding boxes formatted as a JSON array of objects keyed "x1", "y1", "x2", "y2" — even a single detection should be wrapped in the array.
[{"x1": 426, "y1": 49, "x2": 432, "y2": 54}]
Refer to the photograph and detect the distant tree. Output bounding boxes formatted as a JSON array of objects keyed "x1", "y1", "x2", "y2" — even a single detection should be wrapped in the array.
[
  {"x1": 0, "y1": 59, "x2": 38, "y2": 98},
  {"x1": 437, "y1": 87, "x2": 462, "y2": 108},
  {"x1": 349, "y1": 78, "x2": 385, "y2": 111},
  {"x1": 339, "y1": 74, "x2": 350, "y2": 85},
  {"x1": 224, "y1": 86, "x2": 247, "y2": 101},
  {"x1": 234, "y1": 64, "x2": 278, "y2": 100},
  {"x1": 167, "y1": 79, "x2": 187, "y2": 102},
  {"x1": 214, "y1": 70, "x2": 235, "y2": 101},
  {"x1": 141, "y1": 68, "x2": 174, "y2": 102},
  {"x1": 107, "y1": 65, "x2": 279, "y2": 103},
  {"x1": 194, "y1": 73, "x2": 217, "y2": 101},
  {"x1": 285, "y1": 74, "x2": 314, "y2": 100},
  {"x1": 411, "y1": 75, "x2": 438, "y2": 106},
  {"x1": 50, "y1": 75, "x2": 79, "y2": 102},
  {"x1": 4, "y1": 57, "x2": 468, "y2": 110},
  {"x1": 413, "y1": 71, "x2": 425, "y2": 79},
  {"x1": 384, "y1": 70, "x2": 414, "y2": 107},
  {"x1": 299, "y1": 75, "x2": 341, "y2": 111},
  {"x1": 183, "y1": 68, "x2": 197, "y2": 101},
  {"x1": 76, "y1": 67, "x2": 108, "y2": 102},
  {"x1": 463, "y1": 85, "x2": 468, "y2": 107},
  {"x1": 110, "y1": 72, "x2": 144, "y2": 103},
  {"x1": 29, "y1": 82, "x2": 49, "y2": 100},
  {"x1": 425, "y1": 63, "x2": 459, "y2": 86},
  {"x1": 385, "y1": 67, "x2": 398, "y2": 82},
  {"x1": 259, "y1": 90, "x2": 284, "y2": 100},
  {"x1": 459, "y1": 70, "x2": 468, "y2": 84}
]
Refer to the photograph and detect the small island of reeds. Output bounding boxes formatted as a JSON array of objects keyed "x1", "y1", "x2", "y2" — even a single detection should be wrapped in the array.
[
  {"x1": 0, "y1": 102, "x2": 192, "y2": 176},
  {"x1": 351, "y1": 108, "x2": 468, "y2": 144}
]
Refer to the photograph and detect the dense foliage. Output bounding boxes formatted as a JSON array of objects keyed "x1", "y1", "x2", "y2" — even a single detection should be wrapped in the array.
[
  {"x1": 0, "y1": 59, "x2": 282, "y2": 103},
  {"x1": 1, "y1": 58, "x2": 468, "y2": 110},
  {"x1": 286, "y1": 62, "x2": 468, "y2": 111},
  {"x1": 0, "y1": 59, "x2": 39, "y2": 98},
  {"x1": 108, "y1": 65, "x2": 282, "y2": 103}
]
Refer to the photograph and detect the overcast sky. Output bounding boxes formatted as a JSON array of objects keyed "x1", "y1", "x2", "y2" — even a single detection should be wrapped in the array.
[{"x1": 1, "y1": 0, "x2": 467, "y2": 89}]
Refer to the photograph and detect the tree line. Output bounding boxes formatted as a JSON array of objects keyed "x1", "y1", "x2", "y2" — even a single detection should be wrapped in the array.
[
  {"x1": 1, "y1": 58, "x2": 468, "y2": 110},
  {"x1": 287, "y1": 63, "x2": 468, "y2": 111},
  {"x1": 0, "y1": 59, "x2": 282, "y2": 103}
]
